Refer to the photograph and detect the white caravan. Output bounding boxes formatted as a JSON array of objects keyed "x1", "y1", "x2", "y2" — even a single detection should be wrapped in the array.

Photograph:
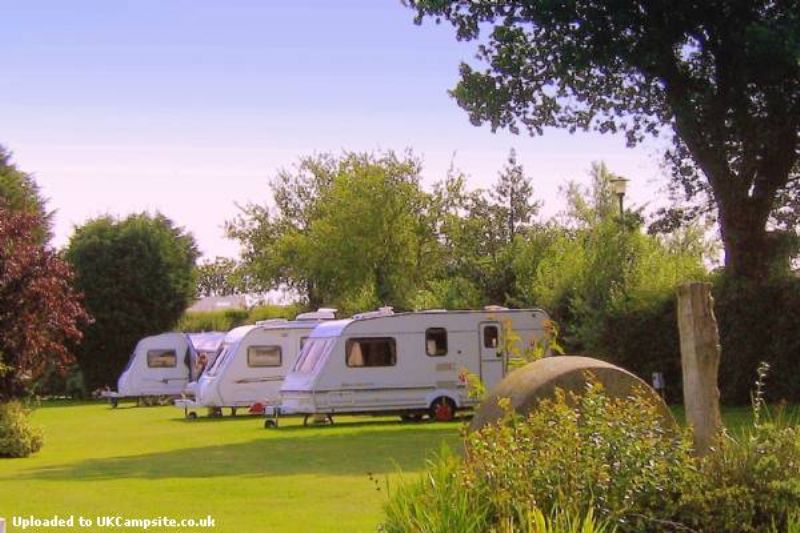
[
  {"x1": 110, "y1": 331, "x2": 223, "y2": 406},
  {"x1": 277, "y1": 307, "x2": 550, "y2": 425},
  {"x1": 184, "y1": 309, "x2": 336, "y2": 417}
]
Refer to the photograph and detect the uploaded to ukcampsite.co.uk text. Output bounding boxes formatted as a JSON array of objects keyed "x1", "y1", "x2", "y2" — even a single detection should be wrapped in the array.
[{"x1": 10, "y1": 514, "x2": 216, "y2": 530}]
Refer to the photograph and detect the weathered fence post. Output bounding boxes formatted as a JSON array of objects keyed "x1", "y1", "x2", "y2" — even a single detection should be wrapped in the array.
[{"x1": 676, "y1": 282, "x2": 722, "y2": 455}]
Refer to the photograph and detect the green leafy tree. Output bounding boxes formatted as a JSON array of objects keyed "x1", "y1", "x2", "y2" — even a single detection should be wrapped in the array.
[
  {"x1": 491, "y1": 148, "x2": 540, "y2": 241},
  {"x1": 65, "y1": 213, "x2": 199, "y2": 389},
  {"x1": 229, "y1": 151, "x2": 439, "y2": 313},
  {"x1": 0, "y1": 146, "x2": 51, "y2": 240},
  {"x1": 532, "y1": 165, "x2": 707, "y2": 350},
  {"x1": 304, "y1": 152, "x2": 437, "y2": 312},
  {"x1": 428, "y1": 155, "x2": 541, "y2": 306},
  {"x1": 410, "y1": 1, "x2": 800, "y2": 282},
  {"x1": 195, "y1": 257, "x2": 250, "y2": 297},
  {"x1": 227, "y1": 154, "x2": 337, "y2": 307}
]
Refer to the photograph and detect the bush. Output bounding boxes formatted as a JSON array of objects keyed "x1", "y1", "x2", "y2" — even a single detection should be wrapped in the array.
[
  {"x1": 176, "y1": 304, "x2": 302, "y2": 333},
  {"x1": 382, "y1": 447, "x2": 612, "y2": 533},
  {"x1": 384, "y1": 381, "x2": 691, "y2": 532},
  {"x1": 465, "y1": 384, "x2": 694, "y2": 531},
  {"x1": 679, "y1": 366, "x2": 800, "y2": 531},
  {"x1": 595, "y1": 297, "x2": 683, "y2": 403},
  {"x1": 0, "y1": 401, "x2": 43, "y2": 458},
  {"x1": 247, "y1": 303, "x2": 302, "y2": 323},
  {"x1": 680, "y1": 419, "x2": 800, "y2": 532},
  {"x1": 177, "y1": 309, "x2": 250, "y2": 332},
  {"x1": 384, "y1": 374, "x2": 800, "y2": 532},
  {"x1": 573, "y1": 274, "x2": 800, "y2": 406},
  {"x1": 33, "y1": 364, "x2": 85, "y2": 399},
  {"x1": 715, "y1": 275, "x2": 800, "y2": 404}
]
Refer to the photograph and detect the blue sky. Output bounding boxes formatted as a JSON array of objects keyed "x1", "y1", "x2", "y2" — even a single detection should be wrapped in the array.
[{"x1": 1, "y1": 0, "x2": 668, "y2": 258}]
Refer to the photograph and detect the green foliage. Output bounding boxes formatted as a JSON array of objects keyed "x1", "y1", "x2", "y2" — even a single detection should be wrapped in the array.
[
  {"x1": 382, "y1": 447, "x2": 612, "y2": 533},
  {"x1": 410, "y1": 276, "x2": 483, "y2": 311},
  {"x1": 384, "y1": 381, "x2": 678, "y2": 532},
  {"x1": 465, "y1": 385, "x2": 694, "y2": 531},
  {"x1": 427, "y1": 155, "x2": 541, "y2": 307},
  {"x1": 679, "y1": 370, "x2": 800, "y2": 532},
  {"x1": 531, "y1": 164, "x2": 706, "y2": 353},
  {"x1": 0, "y1": 401, "x2": 43, "y2": 458},
  {"x1": 387, "y1": 369, "x2": 800, "y2": 532},
  {"x1": 33, "y1": 365, "x2": 85, "y2": 400},
  {"x1": 302, "y1": 151, "x2": 436, "y2": 313},
  {"x1": 195, "y1": 256, "x2": 251, "y2": 297},
  {"x1": 177, "y1": 309, "x2": 249, "y2": 333},
  {"x1": 176, "y1": 304, "x2": 302, "y2": 333},
  {"x1": 247, "y1": 303, "x2": 302, "y2": 323},
  {"x1": 65, "y1": 212, "x2": 199, "y2": 389},
  {"x1": 410, "y1": 0, "x2": 800, "y2": 282},
  {"x1": 595, "y1": 298, "x2": 682, "y2": 402},
  {"x1": 0, "y1": 146, "x2": 51, "y2": 238},
  {"x1": 714, "y1": 275, "x2": 800, "y2": 404},
  {"x1": 229, "y1": 151, "x2": 438, "y2": 314},
  {"x1": 503, "y1": 318, "x2": 564, "y2": 371},
  {"x1": 490, "y1": 148, "x2": 540, "y2": 242},
  {"x1": 588, "y1": 271, "x2": 800, "y2": 406},
  {"x1": 680, "y1": 421, "x2": 800, "y2": 532},
  {"x1": 383, "y1": 446, "x2": 490, "y2": 533}
]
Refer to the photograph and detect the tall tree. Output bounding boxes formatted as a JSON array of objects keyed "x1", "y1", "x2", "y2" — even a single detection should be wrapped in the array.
[
  {"x1": 0, "y1": 146, "x2": 51, "y2": 240},
  {"x1": 0, "y1": 206, "x2": 88, "y2": 400},
  {"x1": 229, "y1": 151, "x2": 438, "y2": 312},
  {"x1": 304, "y1": 151, "x2": 436, "y2": 311},
  {"x1": 65, "y1": 213, "x2": 199, "y2": 389},
  {"x1": 227, "y1": 154, "x2": 337, "y2": 306},
  {"x1": 410, "y1": 0, "x2": 800, "y2": 282},
  {"x1": 491, "y1": 148, "x2": 540, "y2": 241}
]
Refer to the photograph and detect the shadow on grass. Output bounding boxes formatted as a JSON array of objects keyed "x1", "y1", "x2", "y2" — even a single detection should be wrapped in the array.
[{"x1": 18, "y1": 424, "x2": 461, "y2": 481}]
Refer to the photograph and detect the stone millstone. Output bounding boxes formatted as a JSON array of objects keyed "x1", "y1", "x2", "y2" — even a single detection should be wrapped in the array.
[{"x1": 469, "y1": 356, "x2": 676, "y2": 432}]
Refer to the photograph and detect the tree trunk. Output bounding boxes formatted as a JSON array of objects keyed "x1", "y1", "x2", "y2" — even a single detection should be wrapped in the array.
[{"x1": 718, "y1": 200, "x2": 772, "y2": 282}]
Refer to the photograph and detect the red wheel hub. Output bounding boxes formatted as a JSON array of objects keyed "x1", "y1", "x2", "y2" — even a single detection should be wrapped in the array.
[{"x1": 434, "y1": 401, "x2": 454, "y2": 422}]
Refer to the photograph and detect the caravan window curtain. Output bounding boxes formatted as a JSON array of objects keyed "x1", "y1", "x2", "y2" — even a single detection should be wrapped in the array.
[
  {"x1": 147, "y1": 349, "x2": 177, "y2": 368},
  {"x1": 247, "y1": 346, "x2": 282, "y2": 367},
  {"x1": 346, "y1": 338, "x2": 396, "y2": 367},
  {"x1": 425, "y1": 328, "x2": 448, "y2": 356}
]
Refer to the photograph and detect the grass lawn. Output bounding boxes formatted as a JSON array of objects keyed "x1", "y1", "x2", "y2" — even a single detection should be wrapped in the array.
[
  {"x1": 1, "y1": 401, "x2": 461, "y2": 532},
  {"x1": 2, "y1": 400, "x2": 794, "y2": 532}
]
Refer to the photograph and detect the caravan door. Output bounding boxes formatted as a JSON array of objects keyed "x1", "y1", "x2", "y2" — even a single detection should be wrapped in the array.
[{"x1": 479, "y1": 322, "x2": 505, "y2": 389}]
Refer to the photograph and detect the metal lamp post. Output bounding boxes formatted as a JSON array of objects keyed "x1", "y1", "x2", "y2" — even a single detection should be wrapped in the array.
[{"x1": 610, "y1": 176, "x2": 629, "y2": 219}]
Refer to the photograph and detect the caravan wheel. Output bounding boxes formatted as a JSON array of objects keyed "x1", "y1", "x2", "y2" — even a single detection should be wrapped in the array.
[{"x1": 430, "y1": 397, "x2": 456, "y2": 422}]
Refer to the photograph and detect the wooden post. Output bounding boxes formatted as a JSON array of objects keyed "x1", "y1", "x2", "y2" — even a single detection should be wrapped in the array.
[{"x1": 676, "y1": 282, "x2": 722, "y2": 455}]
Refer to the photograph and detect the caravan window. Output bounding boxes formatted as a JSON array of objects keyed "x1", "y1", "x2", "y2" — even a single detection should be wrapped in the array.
[
  {"x1": 147, "y1": 349, "x2": 177, "y2": 368},
  {"x1": 425, "y1": 328, "x2": 448, "y2": 356},
  {"x1": 247, "y1": 346, "x2": 282, "y2": 367},
  {"x1": 294, "y1": 338, "x2": 335, "y2": 374},
  {"x1": 206, "y1": 345, "x2": 232, "y2": 377},
  {"x1": 346, "y1": 338, "x2": 396, "y2": 368},
  {"x1": 483, "y1": 326, "x2": 499, "y2": 348}
]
